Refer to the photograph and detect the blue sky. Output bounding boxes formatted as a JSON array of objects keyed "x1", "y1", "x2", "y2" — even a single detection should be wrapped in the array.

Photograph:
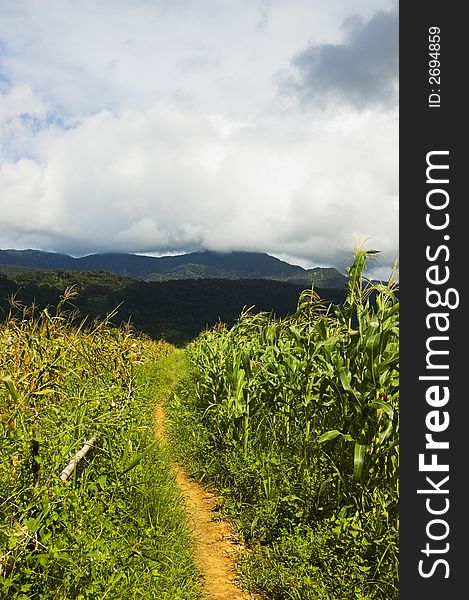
[{"x1": 0, "y1": 0, "x2": 398, "y2": 278}]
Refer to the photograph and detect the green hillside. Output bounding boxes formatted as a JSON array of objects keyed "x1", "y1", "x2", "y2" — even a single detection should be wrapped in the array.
[
  {"x1": 0, "y1": 249, "x2": 348, "y2": 289},
  {"x1": 0, "y1": 267, "x2": 346, "y2": 345}
]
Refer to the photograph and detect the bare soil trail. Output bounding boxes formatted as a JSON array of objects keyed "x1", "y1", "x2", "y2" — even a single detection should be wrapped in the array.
[{"x1": 154, "y1": 351, "x2": 260, "y2": 600}]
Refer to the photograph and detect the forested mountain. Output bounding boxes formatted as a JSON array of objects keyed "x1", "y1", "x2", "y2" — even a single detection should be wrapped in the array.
[
  {"x1": 0, "y1": 249, "x2": 348, "y2": 289},
  {"x1": 0, "y1": 266, "x2": 346, "y2": 345}
]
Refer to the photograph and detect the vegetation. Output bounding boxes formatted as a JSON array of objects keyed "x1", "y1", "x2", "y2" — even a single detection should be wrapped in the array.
[
  {"x1": 0, "y1": 269, "x2": 346, "y2": 345},
  {"x1": 0, "y1": 249, "x2": 348, "y2": 289},
  {"x1": 1, "y1": 246, "x2": 399, "y2": 599},
  {"x1": 166, "y1": 248, "x2": 399, "y2": 599},
  {"x1": 0, "y1": 292, "x2": 202, "y2": 599}
]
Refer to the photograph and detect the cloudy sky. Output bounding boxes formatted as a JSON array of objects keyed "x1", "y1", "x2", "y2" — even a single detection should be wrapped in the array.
[{"x1": 0, "y1": 0, "x2": 398, "y2": 278}]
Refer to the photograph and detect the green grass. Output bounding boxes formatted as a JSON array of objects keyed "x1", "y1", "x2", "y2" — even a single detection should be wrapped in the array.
[{"x1": 0, "y1": 297, "x2": 202, "y2": 599}]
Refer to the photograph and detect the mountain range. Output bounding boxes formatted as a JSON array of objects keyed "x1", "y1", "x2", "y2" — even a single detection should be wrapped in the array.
[{"x1": 0, "y1": 249, "x2": 348, "y2": 289}]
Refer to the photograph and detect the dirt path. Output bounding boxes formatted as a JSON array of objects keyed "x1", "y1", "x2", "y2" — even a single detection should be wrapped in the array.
[{"x1": 153, "y1": 353, "x2": 259, "y2": 600}]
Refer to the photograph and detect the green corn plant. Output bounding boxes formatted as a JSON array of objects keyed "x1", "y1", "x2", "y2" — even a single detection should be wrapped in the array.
[{"x1": 181, "y1": 246, "x2": 399, "y2": 598}]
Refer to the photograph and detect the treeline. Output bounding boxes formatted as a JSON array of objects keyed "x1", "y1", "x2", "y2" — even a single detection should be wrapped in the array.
[{"x1": 0, "y1": 268, "x2": 346, "y2": 345}]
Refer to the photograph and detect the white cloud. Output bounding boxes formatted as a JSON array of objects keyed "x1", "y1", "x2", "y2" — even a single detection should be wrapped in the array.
[
  {"x1": 0, "y1": 0, "x2": 398, "y2": 278},
  {"x1": 0, "y1": 83, "x2": 47, "y2": 121}
]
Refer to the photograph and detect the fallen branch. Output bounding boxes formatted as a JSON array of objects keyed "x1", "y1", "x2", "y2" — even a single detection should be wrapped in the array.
[{"x1": 59, "y1": 437, "x2": 97, "y2": 482}]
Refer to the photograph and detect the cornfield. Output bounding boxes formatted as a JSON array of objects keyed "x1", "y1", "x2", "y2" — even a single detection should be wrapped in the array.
[
  {"x1": 0, "y1": 290, "x2": 199, "y2": 599},
  {"x1": 176, "y1": 248, "x2": 399, "y2": 598}
]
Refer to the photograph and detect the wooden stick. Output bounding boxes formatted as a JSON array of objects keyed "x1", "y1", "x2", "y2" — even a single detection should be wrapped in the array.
[{"x1": 59, "y1": 437, "x2": 97, "y2": 482}]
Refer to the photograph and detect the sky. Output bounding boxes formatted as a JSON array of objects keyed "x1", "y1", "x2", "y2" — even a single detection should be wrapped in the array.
[{"x1": 0, "y1": 0, "x2": 398, "y2": 279}]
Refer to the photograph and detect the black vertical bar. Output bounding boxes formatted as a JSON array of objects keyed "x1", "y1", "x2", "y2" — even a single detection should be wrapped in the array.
[{"x1": 400, "y1": 3, "x2": 466, "y2": 598}]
